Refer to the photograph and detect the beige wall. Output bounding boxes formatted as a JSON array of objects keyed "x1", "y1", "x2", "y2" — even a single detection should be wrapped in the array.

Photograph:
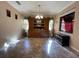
[
  {"x1": 54, "y1": 2, "x2": 79, "y2": 52},
  {"x1": 0, "y1": 1, "x2": 23, "y2": 46}
]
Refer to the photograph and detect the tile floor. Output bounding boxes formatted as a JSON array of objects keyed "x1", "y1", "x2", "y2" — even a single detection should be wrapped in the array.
[{"x1": 0, "y1": 38, "x2": 78, "y2": 58}]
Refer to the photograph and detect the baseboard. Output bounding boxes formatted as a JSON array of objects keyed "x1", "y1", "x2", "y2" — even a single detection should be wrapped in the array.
[{"x1": 71, "y1": 46, "x2": 79, "y2": 53}]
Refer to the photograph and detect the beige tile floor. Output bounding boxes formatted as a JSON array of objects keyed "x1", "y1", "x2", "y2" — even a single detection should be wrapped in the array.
[{"x1": 0, "y1": 38, "x2": 78, "y2": 58}]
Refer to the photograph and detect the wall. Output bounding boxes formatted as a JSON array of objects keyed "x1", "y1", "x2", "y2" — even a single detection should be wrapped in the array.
[
  {"x1": 54, "y1": 2, "x2": 79, "y2": 52},
  {"x1": 0, "y1": 1, "x2": 23, "y2": 46}
]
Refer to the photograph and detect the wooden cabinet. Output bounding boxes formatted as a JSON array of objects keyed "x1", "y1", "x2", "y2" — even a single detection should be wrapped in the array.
[{"x1": 28, "y1": 16, "x2": 50, "y2": 38}]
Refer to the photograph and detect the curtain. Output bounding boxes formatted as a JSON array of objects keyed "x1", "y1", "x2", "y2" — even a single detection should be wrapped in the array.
[
  {"x1": 65, "y1": 22, "x2": 73, "y2": 33},
  {"x1": 61, "y1": 18, "x2": 73, "y2": 33}
]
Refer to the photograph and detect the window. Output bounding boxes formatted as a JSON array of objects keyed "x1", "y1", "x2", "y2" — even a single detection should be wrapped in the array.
[
  {"x1": 6, "y1": 9, "x2": 11, "y2": 17},
  {"x1": 49, "y1": 20, "x2": 54, "y2": 31},
  {"x1": 59, "y1": 12, "x2": 75, "y2": 33},
  {"x1": 23, "y1": 19, "x2": 29, "y2": 32},
  {"x1": 15, "y1": 14, "x2": 18, "y2": 19}
]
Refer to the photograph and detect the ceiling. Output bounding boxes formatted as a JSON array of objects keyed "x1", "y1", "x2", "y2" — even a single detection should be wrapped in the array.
[{"x1": 7, "y1": 1, "x2": 75, "y2": 17}]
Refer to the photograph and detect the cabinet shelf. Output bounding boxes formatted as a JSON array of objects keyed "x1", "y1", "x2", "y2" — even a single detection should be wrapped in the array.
[
  {"x1": 33, "y1": 19, "x2": 45, "y2": 30},
  {"x1": 34, "y1": 24, "x2": 44, "y2": 26},
  {"x1": 34, "y1": 27, "x2": 44, "y2": 29}
]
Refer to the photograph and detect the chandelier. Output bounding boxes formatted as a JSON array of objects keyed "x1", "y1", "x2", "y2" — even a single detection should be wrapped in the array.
[
  {"x1": 35, "y1": 5, "x2": 43, "y2": 19},
  {"x1": 35, "y1": 15, "x2": 43, "y2": 19}
]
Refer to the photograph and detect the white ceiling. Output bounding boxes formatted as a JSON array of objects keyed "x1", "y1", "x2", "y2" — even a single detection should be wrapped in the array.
[{"x1": 7, "y1": 1, "x2": 75, "y2": 17}]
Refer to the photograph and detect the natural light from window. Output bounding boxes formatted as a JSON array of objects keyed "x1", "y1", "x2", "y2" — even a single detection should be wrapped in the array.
[{"x1": 49, "y1": 20, "x2": 54, "y2": 32}]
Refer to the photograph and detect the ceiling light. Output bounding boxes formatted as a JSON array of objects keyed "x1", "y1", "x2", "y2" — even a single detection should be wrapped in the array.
[{"x1": 35, "y1": 5, "x2": 43, "y2": 19}]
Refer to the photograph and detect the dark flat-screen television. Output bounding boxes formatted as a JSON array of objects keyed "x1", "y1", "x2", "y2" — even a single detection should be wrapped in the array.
[{"x1": 59, "y1": 12, "x2": 75, "y2": 33}]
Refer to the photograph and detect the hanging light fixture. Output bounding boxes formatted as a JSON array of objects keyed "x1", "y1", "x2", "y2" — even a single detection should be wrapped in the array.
[{"x1": 35, "y1": 5, "x2": 43, "y2": 19}]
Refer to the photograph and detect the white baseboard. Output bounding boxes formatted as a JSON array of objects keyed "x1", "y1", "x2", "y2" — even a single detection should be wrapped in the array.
[{"x1": 71, "y1": 46, "x2": 79, "y2": 53}]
